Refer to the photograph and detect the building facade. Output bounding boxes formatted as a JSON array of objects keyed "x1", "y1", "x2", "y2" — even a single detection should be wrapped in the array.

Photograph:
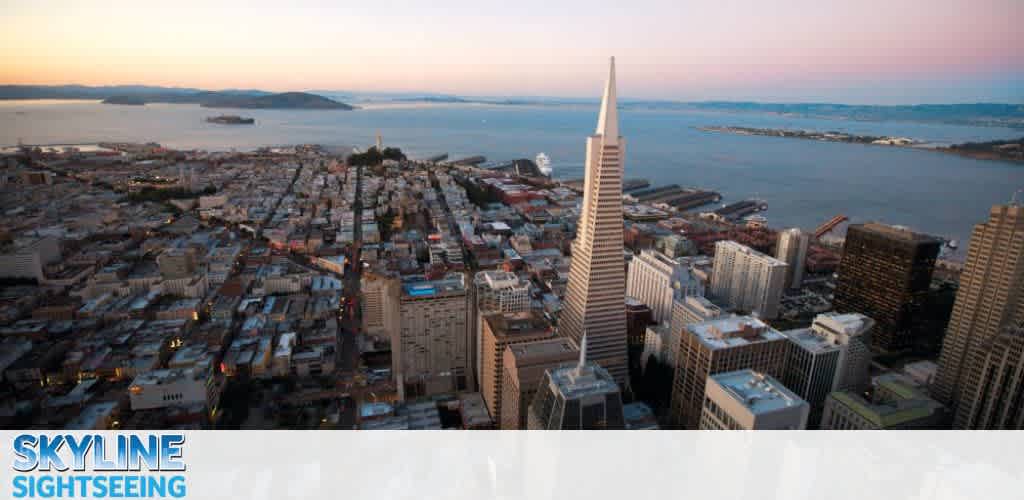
[
  {"x1": 933, "y1": 205, "x2": 1024, "y2": 428},
  {"x1": 833, "y1": 223, "x2": 941, "y2": 351},
  {"x1": 710, "y1": 240, "x2": 788, "y2": 320}
]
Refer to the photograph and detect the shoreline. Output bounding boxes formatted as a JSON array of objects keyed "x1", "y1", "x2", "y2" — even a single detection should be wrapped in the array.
[{"x1": 698, "y1": 125, "x2": 1023, "y2": 164}]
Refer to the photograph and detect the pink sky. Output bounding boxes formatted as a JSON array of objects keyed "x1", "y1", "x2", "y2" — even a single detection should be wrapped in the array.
[{"x1": 2, "y1": 0, "x2": 1021, "y2": 103}]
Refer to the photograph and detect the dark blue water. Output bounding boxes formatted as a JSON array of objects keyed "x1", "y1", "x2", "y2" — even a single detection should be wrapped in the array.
[{"x1": 2, "y1": 100, "x2": 1022, "y2": 247}]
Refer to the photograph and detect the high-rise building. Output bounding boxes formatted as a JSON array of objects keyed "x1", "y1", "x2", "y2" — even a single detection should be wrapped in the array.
[
  {"x1": 500, "y1": 338, "x2": 578, "y2": 430},
  {"x1": 775, "y1": 228, "x2": 810, "y2": 289},
  {"x1": 833, "y1": 223, "x2": 941, "y2": 351},
  {"x1": 710, "y1": 240, "x2": 788, "y2": 319},
  {"x1": 527, "y1": 336, "x2": 626, "y2": 429},
  {"x1": 626, "y1": 249, "x2": 704, "y2": 324},
  {"x1": 361, "y1": 270, "x2": 400, "y2": 338},
  {"x1": 394, "y1": 274, "x2": 470, "y2": 399},
  {"x1": 780, "y1": 313, "x2": 874, "y2": 427},
  {"x1": 955, "y1": 325, "x2": 1024, "y2": 429},
  {"x1": 820, "y1": 374, "x2": 946, "y2": 430},
  {"x1": 473, "y1": 270, "x2": 531, "y2": 391},
  {"x1": 670, "y1": 315, "x2": 789, "y2": 429},
  {"x1": 559, "y1": 57, "x2": 629, "y2": 385},
  {"x1": 933, "y1": 205, "x2": 1024, "y2": 428},
  {"x1": 701, "y1": 370, "x2": 809, "y2": 430},
  {"x1": 479, "y1": 311, "x2": 554, "y2": 424}
]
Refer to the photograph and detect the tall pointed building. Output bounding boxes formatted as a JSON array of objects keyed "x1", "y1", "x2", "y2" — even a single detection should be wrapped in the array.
[{"x1": 558, "y1": 57, "x2": 629, "y2": 386}]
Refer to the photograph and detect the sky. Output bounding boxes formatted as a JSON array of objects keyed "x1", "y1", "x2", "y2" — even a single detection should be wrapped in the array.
[{"x1": 1, "y1": 0, "x2": 1022, "y2": 104}]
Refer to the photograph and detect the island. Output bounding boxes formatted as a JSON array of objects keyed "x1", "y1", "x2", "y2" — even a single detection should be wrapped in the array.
[
  {"x1": 698, "y1": 126, "x2": 918, "y2": 146},
  {"x1": 700, "y1": 125, "x2": 1024, "y2": 163},
  {"x1": 939, "y1": 137, "x2": 1024, "y2": 163},
  {"x1": 206, "y1": 115, "x2": 255, "y2": 125},
  {"x1": 101, "y1": 91, "x2": 355, "y2": 110}
]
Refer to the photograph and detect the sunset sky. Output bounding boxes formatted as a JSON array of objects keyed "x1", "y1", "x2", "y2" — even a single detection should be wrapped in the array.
[{"x1": 2, "y1": 0, "x2": 1022, "y2": 104}]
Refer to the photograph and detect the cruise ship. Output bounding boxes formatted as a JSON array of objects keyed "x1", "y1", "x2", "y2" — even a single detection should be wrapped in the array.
[{"x1": 536, "y1": 152, "x2": 552, "y2": 176}]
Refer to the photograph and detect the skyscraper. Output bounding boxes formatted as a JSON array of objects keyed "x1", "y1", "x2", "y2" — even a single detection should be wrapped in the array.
[
  {"x1": 559, "y1": 57, "x2": 628, "y2": 385},
  {"x1": 527, "y1": 336, "x2": 626, "y2": 430},
  {"x1": 933, "y1": 204, "x2": 1024, "y2": 428},
  {"x1": 775, "y1": 228, "x2": 809, "y2": 289},
  {"x1": 710, "y1": 240, "x2": 788, "y2": 319},
  {"x1": 833, "y1": 223, "x2": 941, "y2": 351}
]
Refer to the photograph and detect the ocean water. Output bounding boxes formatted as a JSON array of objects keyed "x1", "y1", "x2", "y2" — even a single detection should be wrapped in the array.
[{"x1": 2, "y1": 99, "x2": 1022, "y2": 247}]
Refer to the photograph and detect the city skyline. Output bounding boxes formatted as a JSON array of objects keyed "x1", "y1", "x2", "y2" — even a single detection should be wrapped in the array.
[{"x1": 2, "y1": 1, "x2": 1023, "y2": 104}]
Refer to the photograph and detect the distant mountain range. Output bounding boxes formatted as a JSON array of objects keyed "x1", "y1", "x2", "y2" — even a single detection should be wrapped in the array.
[{"x1": 0, "y1": 85, "x2": 354, "y2": 110}]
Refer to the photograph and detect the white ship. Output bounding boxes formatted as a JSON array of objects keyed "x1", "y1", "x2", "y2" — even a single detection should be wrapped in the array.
[{"x1": 536, "y1": 152, "x2": 552, "y2": 176}]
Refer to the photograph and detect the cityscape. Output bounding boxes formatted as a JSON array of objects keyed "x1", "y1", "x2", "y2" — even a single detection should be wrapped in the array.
[{"x1": 1, "y1": 54, "x2": 1020, "y2": 431}]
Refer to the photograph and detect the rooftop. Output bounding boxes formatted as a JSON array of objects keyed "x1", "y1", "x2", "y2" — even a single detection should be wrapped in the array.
[
  {"x1": 855, "y1": 222, "x2": 942, "y2": 244},
  {"x1": 401, "y1": 273, "x2": 466, "y2": 298},
  {"x1": 687, "y1": 315, "x2": 785, "y2": 350},
  {"x1": 484, "y1": 311, "x2": 551, "y2": 339},
  {"x1": 547, "y1": 362, "x2": 621, "y2": 401},
  {"x1": 710, "y1": 370, "x2": 807, "y2": 416}
]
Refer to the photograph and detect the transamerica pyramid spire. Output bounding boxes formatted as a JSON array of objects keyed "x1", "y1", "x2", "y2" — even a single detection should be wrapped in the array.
[
  {"x1": 595, "y1": 56, "x2": 618, "y2": 143},
  {"x1": 558, "y1": 57, "x2": 629, "y2": 387}
]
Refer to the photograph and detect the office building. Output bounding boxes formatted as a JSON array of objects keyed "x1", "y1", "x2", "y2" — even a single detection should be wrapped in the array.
[
  {"x1": 833, "y1": 223, "x2": 941, "y2": 351},
  {"x1": 701, "y1": 370, "x2": 809, "y2": 430},
  {"x1": 710, "y1": 240, "x2": 788, "y2": 319},
  {"x1": 776, "y1": 228, "x2": 810, "y2": 289},
  {"x1": 670, "y1": 315, "x2": 789, "y2": 429},
  {"x1": 527, "y1": 337, "x2": 626, "y2": 429},
  {"x1": 626, "y1": 249, "x2": 703, "y2": 324},
  {"x1": 559, "y1": 58, "x2": 629, "y2": 386},
  {"x1": 933, "y1": 205, "x2": 1024, "y2": 428},
  {"x1": 500, "y1": 338, "x2": 578, "y2": 430},
  {"x1": 473, "y1": 270, "x2": 531, "y2": 391},
  {"x1": 479, "y1": 311, "x2": 554, "y2": 423},
  {"x1": 821, "y1": 374, "x2": 946, "y2": 430},
  {"x1": 954, "y1": 325, "x2": 1024, "y2": 429},
  {"x1": 394, "y1": 274, "x2": 470, "y2": 399},
  {"x1": 781, "y1": 313, "x2": 874, "y2": 426}
]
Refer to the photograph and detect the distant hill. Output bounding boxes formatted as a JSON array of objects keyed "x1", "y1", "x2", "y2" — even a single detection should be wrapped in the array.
[
  {"x1": 0, "y1": 84, "x2": 353, "y2": 110},
  {"x1": 104, "y1": 91, "x2": 354, "y2": 110}
]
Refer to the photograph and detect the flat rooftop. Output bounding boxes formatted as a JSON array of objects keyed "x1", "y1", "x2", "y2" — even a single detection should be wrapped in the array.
[
  {"x1": 856, "y1": 222, "x2": 942, "y2": 244},
  {"x1": 687, "y1": 315, "x2": 785, "y2": 350},
  {"x1": 711, "y1": 370, "x2": 806, "y2": 415},
  {"x1": 507, "y1": 338, "x2": 577, "y2": 364},
  {"x1": 547, "y1": 363, "x2": 621, "y2": 401},
  {"x1": 401, "y1": 274, "x2": 465, "y2": 298}
]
